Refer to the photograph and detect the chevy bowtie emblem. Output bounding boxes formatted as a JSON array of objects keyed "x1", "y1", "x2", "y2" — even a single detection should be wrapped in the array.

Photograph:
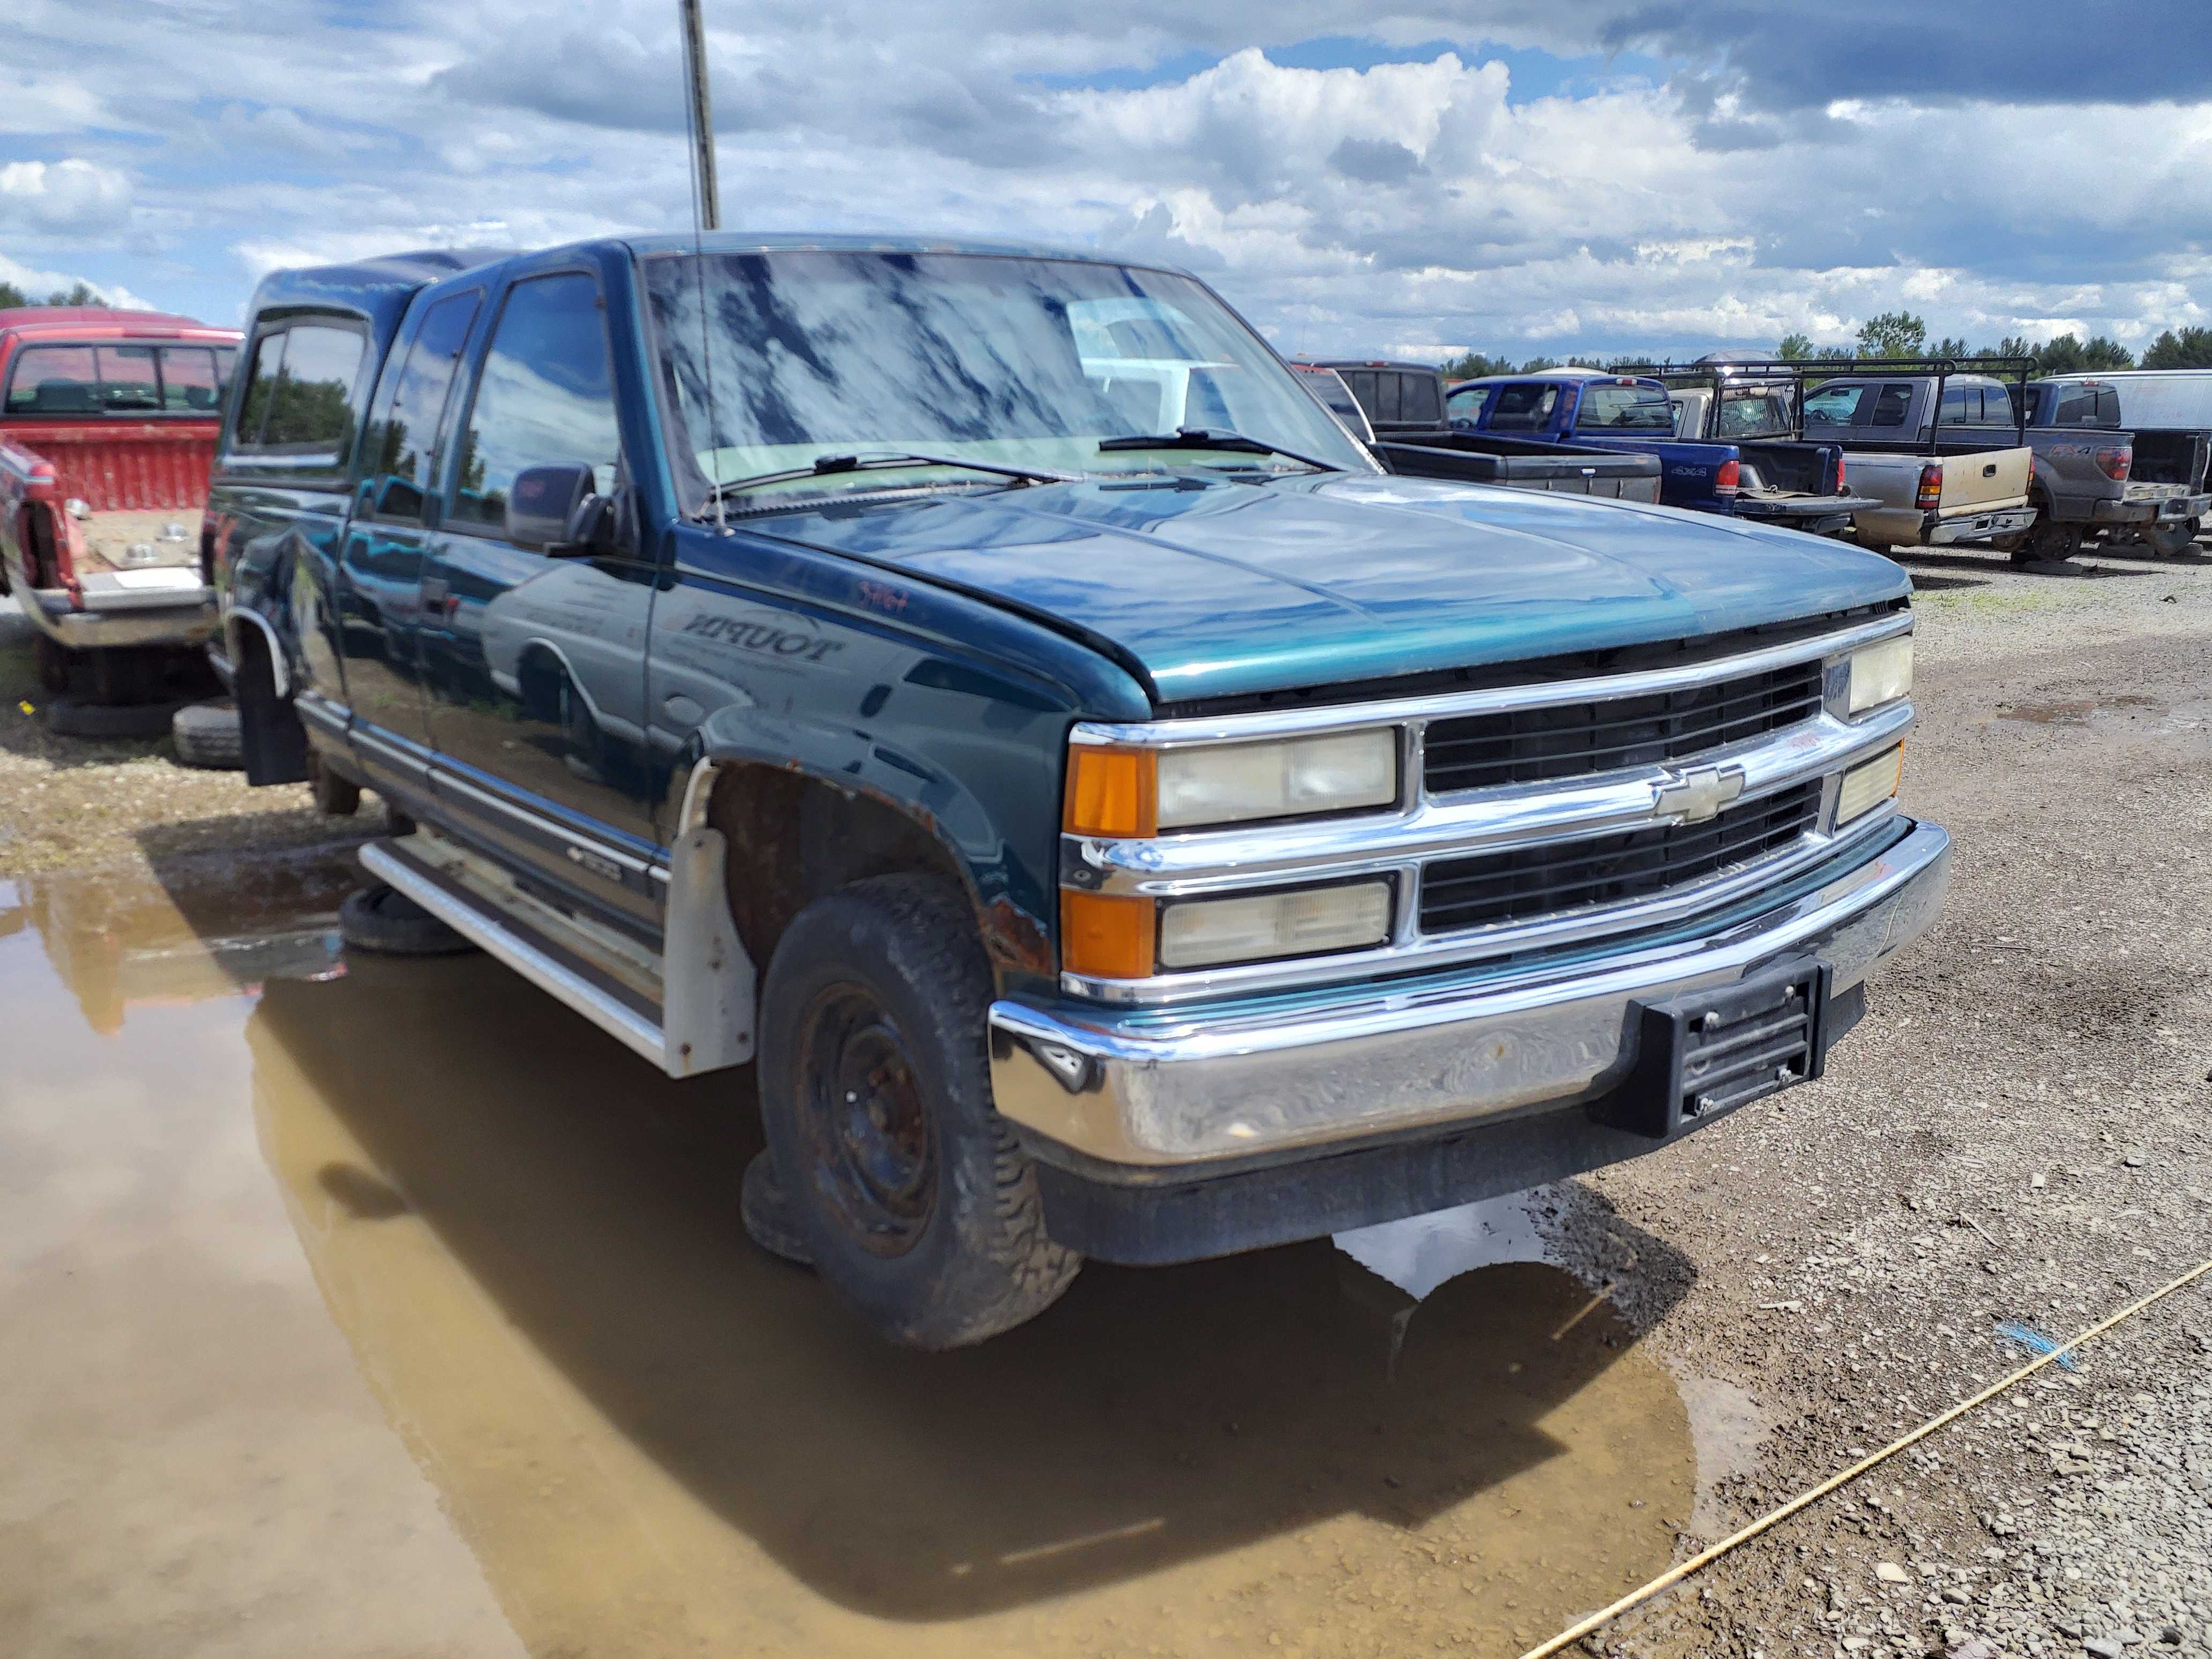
[{"x1": 1652, "y1": 763, "x2": 1746, "y2": 824}]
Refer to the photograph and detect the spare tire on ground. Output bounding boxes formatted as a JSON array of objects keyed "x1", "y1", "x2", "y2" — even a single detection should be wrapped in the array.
[
  {"x1": 41, "y1": 694, "x2": 188, "y2": 740},
  {"x1": 171, "y1": 698, "x2": 242, "y2": 769},
  {"x1": 338, "y1": 881, "x2": 477, "y2": 956}
]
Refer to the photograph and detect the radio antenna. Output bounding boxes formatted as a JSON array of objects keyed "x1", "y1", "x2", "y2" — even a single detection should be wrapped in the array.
[{"x1": 677, "y1": 0, "x2": 724, "y2": 527}]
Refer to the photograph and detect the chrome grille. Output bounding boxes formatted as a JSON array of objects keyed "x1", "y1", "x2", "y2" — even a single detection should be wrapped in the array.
[
  {"x1": 1422, "y1": 660, "x2": 1825, "y2": 796},
  {"x1": 1418, "y1": 781, "x2": 1822, "y2": 935}
]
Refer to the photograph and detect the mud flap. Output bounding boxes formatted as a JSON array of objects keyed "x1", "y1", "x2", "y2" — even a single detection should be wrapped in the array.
[{"x1": 235, "y1": 637, "x2": 309, "y2": 786}]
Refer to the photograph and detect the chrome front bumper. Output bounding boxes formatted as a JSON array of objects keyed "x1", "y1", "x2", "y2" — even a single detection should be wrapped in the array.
[{"x1": 990, "y1": 817, "x2": 1948, "y2": 1170}]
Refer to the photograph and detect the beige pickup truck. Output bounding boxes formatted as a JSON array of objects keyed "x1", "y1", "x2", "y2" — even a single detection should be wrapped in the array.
[{"x1": 1802, "y1": 376, "x2": 2037, "y2": 554}]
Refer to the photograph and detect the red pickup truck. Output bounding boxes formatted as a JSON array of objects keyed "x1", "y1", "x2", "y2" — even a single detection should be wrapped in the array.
[{"x1": 0, "y1": 306, "x2": 241, "y2": 700}]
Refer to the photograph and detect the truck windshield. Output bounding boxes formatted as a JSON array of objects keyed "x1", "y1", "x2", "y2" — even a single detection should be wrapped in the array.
[{"x1": 642, "y1": 251, "x2": 1373, "y2": 510}]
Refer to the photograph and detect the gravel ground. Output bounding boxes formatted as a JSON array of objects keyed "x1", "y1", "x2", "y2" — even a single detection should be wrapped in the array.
[
  {"x1": 4, "y1": 544, "x2": 2210, "y2": 1658},
  {"x1": 1555, "y1": 542, "x2": 2212, "y2": 1659},
  {"x1": 0, "y1": 595, "x2": 388, "y2": 874}
]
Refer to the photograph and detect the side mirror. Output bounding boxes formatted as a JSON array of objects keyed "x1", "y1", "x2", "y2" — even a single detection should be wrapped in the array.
[{"x1": 506, "y1": 462, "x2": 596, "y2": 551}]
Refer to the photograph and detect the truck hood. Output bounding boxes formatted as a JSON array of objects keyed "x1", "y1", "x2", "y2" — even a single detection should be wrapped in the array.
[{"x1": 754, "y1": 473, "x2": 1910, "y2": 704}]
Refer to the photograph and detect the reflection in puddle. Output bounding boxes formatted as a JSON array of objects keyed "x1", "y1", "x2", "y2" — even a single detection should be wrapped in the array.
[
  {"x1": 1997, "y1": 693, "x2": 2164, "y2": 726},
  {"x1": 4, "y1": 851, "x2": 1708, "y2": 1658},
  {"x1": 0, "y1": 852, "x2": 348, "y2": 1034}
]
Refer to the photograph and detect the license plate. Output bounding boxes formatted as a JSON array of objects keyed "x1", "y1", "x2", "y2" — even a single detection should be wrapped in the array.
[{"x1": 1596, "y1": 956, "x2": 1833, "y2": 1139}]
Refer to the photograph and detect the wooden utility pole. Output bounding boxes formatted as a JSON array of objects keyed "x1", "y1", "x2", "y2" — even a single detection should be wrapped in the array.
[{"x1": 679, "y1": 0, "x2": 720, "y2": 230}]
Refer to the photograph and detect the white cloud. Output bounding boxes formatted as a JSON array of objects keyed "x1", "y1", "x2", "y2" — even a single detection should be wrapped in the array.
[
  {"x1": 0, "y1": 159, "x2": 132, "y2": 235},
  {"x1": 1, "y1": 0, "x2": 2208, "y2": 358}
]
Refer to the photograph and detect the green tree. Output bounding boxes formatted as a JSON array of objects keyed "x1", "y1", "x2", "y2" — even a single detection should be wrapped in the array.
[
  {"x1": 1775, "y1": 332, "x2": 1814, "y2": 361},
  {"x1": 0, "y1": 280, "x2": 27, "y2": 309},
  {"x1": 1519, "y1": 355, "x2": 1560, "y2": 373},
  {"x1": 1438, "y1": 350, "x2": 1512, "y2": 380},
  {"x1": 1856, "y1": 310, "x2": 1927, "y2": 359},
  {"x1": 1992, "y1": 336, "x2": 2036, "y2": 361},
  {"x1": 42, "y1": 281, "x2": 102, "y2": 306},
  {"x1": 2141, "y1": 327, "x2": 2212, "y2": 369},
  {"x1": 1930, "y1": 335, "x2": 1970, "y2": 362},
  {"x1": 2036, "y1": 333, "x2": 2089, "y2": 376},
  {"x1": 1815, "y1": 345, "x2": 1855, "y2": 361},
  {"x1": 2078, "y1": 335, "x2": 2133, "y2": 370}
]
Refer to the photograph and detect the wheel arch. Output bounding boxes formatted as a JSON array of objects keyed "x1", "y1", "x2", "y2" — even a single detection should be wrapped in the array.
[{"x1": 675, "y1": 748, "x2": 1054, "y2": 996}]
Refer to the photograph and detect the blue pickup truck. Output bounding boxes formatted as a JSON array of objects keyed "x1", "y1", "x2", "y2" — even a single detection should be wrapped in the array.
[
  {"x1": 207, "y1": 235, "x2": 1948, "y2": 1348},
  {"x1": 1449, "y1": 369, "x2": 1879, "y2": 534}
]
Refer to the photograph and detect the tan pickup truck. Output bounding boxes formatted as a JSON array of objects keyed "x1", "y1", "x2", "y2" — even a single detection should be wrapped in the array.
[{"x1": 1802, "y1": 376, "x2": 2037, "y2": 554}]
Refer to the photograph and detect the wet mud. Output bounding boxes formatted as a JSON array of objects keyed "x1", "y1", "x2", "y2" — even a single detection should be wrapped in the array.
[{"x1": 2, "y1": 851, "x2": 1711, "y2": 1658}]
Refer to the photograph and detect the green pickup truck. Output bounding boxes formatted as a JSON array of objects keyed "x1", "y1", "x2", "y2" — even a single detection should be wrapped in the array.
[{"x1": 209, "y1": 235, "x2": 1949, "y2": 1347}]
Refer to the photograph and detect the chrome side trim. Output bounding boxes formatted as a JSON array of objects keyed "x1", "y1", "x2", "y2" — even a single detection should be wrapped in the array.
[
  {"x1": 1072, "y1": 611, "x2": 1912, "y2": 748},
  {"x1": 990, "y1": 819, "x2": 1949, "y2": 1166},
  {"x1": 222, "y1": 607, "x2": 289, "y2": 699},
  {"x1": 428, "y1": 765, "x2": 660, "y2": 880},
  {"x1": 294, "y1": 691, "x2": 349, "y2": 738},
  {"x1": 361, "y1": 840, "x2": 667, "y2": 1070},
  {"x1": 1064, "y1": 701, "x2": 1911, "y2": 899}
]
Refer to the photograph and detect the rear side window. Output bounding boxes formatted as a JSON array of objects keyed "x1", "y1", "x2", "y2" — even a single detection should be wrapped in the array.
[
  {"x1": 229, "y1": 319, "x2": 367, "y2": 462},
  {"x1": 1982, "y1": 385, "x2": 2017, "y2": 425},
  {"x1": 1575, "y1": 383, "x2": 1673, "y2": 431},
  {"x1": 1399, "y1": 373, "x2": 1440, "y2": 424},
  {"x1": 1938, "y1": 384, "x2": 1971, "y2": 425},
  {"x1": 1485, "y1": 383, "x2": 1557, "y2": 430},
  {"x1": 2051, "y1": 387, "x2": 2104, "y2": 426},
  {"x1": 447, "y1": 273, "x2": 622, "y2": 534},
  {"x1": 1869, "y1": 384, "x2": 1914, "y2": 428},
  {"x1": 361, "y1": 290, "x2": 483, "y2": 522}
]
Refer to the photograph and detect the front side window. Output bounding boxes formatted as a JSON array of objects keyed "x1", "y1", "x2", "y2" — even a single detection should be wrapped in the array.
[
  {"x1": 449, "y1": 273, "x2": 621, "y2": 533},
  {"x1": 643, "y1": 250, "x2": 1373, "y2": 510},
  {"x1": 1574, "y1": 382, "x2": 1673, "y2": 431},
  {"x1": 1803, "y1": 384, "x2": 1866, "y2": 427},
  {"x1": 362, "y1": 290, "x2": 482, "y2": 522},
  {"x1": 230, "y1": 320, "x2": 365, "y2": 459}
]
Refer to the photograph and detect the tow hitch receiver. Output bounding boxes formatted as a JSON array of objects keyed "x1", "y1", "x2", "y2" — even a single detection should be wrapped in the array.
[{"x1": 1600, "y1": 955, "x2": 1833, "y2": 1139}]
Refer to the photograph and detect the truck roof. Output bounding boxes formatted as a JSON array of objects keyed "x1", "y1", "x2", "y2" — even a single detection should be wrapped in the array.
[{"x1": 0, "y1": 306, "x2": 238, "y2": 342}]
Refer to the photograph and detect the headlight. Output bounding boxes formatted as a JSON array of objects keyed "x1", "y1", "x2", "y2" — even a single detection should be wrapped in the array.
[
  {"x1": 1845, "y1": 634, "x2": 1913, "y2": 716},
  {"x1": 1065, "y1": 729, "x2": 1397, "y2": 836},
  {"x1": 1158, "y1": 880, "x2": 1392, "y2": 970},
  {"x1": 1836, "y1": 744, "x2": 1903, "y2": 825}
]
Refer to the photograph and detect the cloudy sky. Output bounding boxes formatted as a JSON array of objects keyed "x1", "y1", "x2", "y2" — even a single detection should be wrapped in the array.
[{"x1": 7, "y1": 0, "x2": 2210, "y2": 361}]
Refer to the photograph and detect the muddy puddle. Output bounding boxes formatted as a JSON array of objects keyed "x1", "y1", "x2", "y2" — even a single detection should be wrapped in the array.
[{"x1": 1, "y1": 850, "x2": 1715, "y2": 1659}]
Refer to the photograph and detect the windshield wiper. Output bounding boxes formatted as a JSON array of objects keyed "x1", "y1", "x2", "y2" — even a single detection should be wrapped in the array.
[
  {"x1": 706, "y1": 450, "x2": 1081, "y2": 504},
  {"x1": 1096, "y1": 427, "x2": 1339, "y2": 473}
]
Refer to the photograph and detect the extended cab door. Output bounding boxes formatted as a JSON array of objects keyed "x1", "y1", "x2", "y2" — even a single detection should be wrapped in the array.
[
  {"x1": 414, "y1": 266, "x2": 662, "y2": 932},
  {"x1": 337, "y1": 286, "x2": 482, "y2": 806}
]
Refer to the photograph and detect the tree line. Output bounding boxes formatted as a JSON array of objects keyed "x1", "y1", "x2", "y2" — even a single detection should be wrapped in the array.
[
  {"x1": 1440, "y1": 309, "x2": 2212, "y2": 381},
  {"x1": 0, "y1": 280, "x2": 108, "y2": 309}
]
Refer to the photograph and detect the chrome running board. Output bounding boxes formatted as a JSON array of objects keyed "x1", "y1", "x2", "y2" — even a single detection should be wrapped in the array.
[{"x1": 359, "y1": 827, "x2": 754, "y2": 1079}]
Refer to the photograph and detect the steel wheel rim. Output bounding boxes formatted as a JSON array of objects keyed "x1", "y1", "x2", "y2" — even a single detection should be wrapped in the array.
[{"x1": 794, "y1": 982, "x2": 936, "y2": 1257}]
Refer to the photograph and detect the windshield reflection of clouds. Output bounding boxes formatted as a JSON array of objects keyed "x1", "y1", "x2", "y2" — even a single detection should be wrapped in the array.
[{"x1": 644, "y1": 252, "x2": 1366, "y2": 502}]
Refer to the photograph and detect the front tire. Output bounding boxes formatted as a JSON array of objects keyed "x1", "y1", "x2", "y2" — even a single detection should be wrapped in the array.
[{"x1": 756, "y1": 874, "x2": 1079, "y2": 1348}]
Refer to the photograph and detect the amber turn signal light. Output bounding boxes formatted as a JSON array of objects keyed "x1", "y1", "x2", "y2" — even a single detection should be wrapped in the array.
[
  {"x1": 1060, "y1": 891, "x2": 1155, "y2": 980},
  {"x1": 1065, "y1": 746, "x2": 1157, "y2": 838}
]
